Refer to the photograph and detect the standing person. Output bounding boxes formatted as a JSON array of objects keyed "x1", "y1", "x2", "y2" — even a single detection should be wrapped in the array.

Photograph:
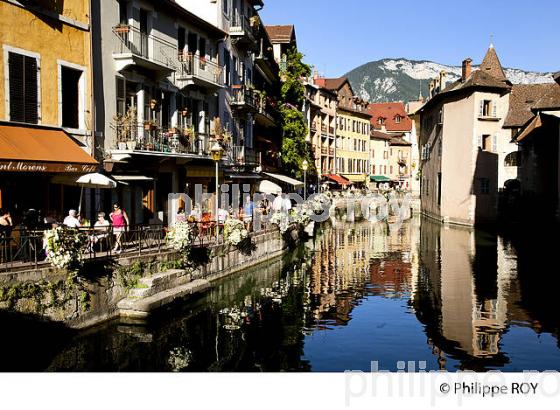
[
  {"x1": 282, "y1": 193, "x2": 292, "y2": 213},
  {"x1": 63, "y1": 209, "x2": 81, "y2": 228},
  {"x1": 243, "y1": 194, "x2": 254, "y2": 231},
  {"x1": 110, "y1": 203, "x2": 129, "y2": 254},
  {"x1": 272, "y1": 194, "x2": 283, "y2": 213},
  {"x1": 0, "y1": 208, "x2": 13, "y2": 237}
]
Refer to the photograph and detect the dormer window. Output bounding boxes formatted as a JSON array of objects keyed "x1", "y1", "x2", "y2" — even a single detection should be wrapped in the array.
[
  {"x1": 378, "y1": 118, "x2": 385, "y2": 125},
  {"x1": 395, "y1": 115, "x2": 401, "y2": 124}
]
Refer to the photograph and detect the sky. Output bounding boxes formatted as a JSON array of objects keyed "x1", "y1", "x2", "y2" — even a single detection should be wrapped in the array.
[{"x1": 260, "y1": 0, "x2": 560, "y2": 77}]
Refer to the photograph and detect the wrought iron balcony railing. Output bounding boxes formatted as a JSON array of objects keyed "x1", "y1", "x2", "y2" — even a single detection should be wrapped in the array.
[{"x1": 177, "y1": 52, "x2": 223, "y2": 87}]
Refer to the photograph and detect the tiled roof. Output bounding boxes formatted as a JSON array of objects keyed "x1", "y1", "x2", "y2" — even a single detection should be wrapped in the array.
[
  {"x1": 533, "y1": 82, "x2": 560, "y2": 110},
  {"x1": 370, "y1": 130, "x2": 394, "y2": 140},
  {"x1": 479, "y1": 46, "x2": 507, "y2": 81},
  {"x1": 368, "y1": 102, "x2": 413, "y2": 132},
  {"x1": 389, "y1": 137, "x2": 412, "y2": 146},
  {"x1": 314, "y1": 77, "x2": 349, "y2": 92},
  {"x1": 503, "y1": 84, "x2": 555, "y2": 127},
  {"x1": 265, "y1": 25, "x2": 295, "y2": 43}
]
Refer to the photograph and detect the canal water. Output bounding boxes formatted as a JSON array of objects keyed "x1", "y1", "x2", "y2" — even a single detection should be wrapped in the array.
[{"x1": 3, "y1": 217, "x2": 560, "y2": 372}]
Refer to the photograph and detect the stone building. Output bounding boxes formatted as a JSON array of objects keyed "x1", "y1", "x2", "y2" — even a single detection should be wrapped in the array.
[{"x1": 418, "y1": 45, "x2": 520, "y2": 226}]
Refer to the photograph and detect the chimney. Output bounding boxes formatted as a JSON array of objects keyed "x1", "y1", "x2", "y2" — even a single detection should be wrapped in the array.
[
  {"x1": 462, "y1": 58, "x2": 472, "y2": 82},
  {"x1": 439, "y1": 70, "x2": 447, "y2": 91},
  {"x1": 428, "y1": 80, "x2": 435, "y2": 98}
]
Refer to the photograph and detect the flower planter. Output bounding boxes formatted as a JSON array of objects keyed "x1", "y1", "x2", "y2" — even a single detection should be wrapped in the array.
[
  {"x1": 117, "y1": 142, "x2": 127, "y2": 150},
  {"x1": 126, "y1": 140, "x2": 136, "y2": 150},
  {"x1": 115, "y1": 25, "x2": 130, "y2": 34}
]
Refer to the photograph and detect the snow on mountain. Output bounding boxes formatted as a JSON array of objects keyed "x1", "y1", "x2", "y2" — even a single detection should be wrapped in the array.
[{"x1": 346, "y1": 58, "x2": 554, "y2": 103}]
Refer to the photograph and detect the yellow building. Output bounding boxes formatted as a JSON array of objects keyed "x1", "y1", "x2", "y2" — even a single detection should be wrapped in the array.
[
  {"x1": 0, "y1": 1, "x2": 97, "y2": 218},
  {"x1": 314, "y1": 77, "x2": 371, "y2": 186}
]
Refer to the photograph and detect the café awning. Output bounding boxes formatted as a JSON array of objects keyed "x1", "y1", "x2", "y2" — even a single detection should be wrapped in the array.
[
  {"x1": 323, "y1": 174, "x2": 351, "y2": 186},
  {"x1": 0, "y1": 123, "x2": 97, "y2": 173},
  {"x1": 342, "y1": 173, "x2": 367, "y2": 183},
  {"x1": 263, "y1": 172, "x2": 303, "y2": 188},
  {"x1": 370, "y1": 175, "x2": 392, "y2": 183}
]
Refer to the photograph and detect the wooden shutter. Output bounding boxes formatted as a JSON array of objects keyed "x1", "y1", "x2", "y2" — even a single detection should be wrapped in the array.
[
  {"x1": 8, "y1": 52, "x2": 38, "y2": 124},
  {"x1": 492, "y1": 134, "x2": 498, "y2": 152},
  {"x1": 479, "y1": 100, "x2": 484, "y2": 117},
  {"x1": 492, "y1": 101, "x2": 497, "y2": 118},
  {"x1": 477, "y1": 135, "x2": 483, "y2": 149}
]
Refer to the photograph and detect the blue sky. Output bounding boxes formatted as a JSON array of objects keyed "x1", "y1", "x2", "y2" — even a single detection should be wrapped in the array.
[{"x1": 260, "y1": 0, "x2": 560, "y2": 77}]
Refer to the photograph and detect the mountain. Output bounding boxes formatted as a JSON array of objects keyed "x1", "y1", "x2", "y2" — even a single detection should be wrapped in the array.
[{"x1": 345, "y1": 58, "x2": 555, "y2": 103}]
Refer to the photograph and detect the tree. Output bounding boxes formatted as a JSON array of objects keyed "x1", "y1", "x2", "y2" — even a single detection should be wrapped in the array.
[{"x1": 279, "y1": 47, "x2": 316, "y2": 180}]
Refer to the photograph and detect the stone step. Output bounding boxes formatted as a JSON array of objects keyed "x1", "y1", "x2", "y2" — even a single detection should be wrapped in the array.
[
  {"x1": 129, "y1": 269, "x2": 190, "y2": 299},
  {"x1": 118, "y1": 279, "x2": 211, "y2": 318}
]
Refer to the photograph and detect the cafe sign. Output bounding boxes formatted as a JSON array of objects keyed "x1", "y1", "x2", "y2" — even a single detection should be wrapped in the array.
[{"x1": 0, "y1": 160, "x2": 98, "y2": 173}]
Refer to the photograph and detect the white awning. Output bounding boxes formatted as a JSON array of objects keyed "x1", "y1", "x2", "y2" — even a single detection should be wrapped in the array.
[
  {"x1": 258, "y1": 180, "x2": 282, "y2": 194},
  {"x1": 263, "y1": 172, "x2": 303, "y2": 188}
]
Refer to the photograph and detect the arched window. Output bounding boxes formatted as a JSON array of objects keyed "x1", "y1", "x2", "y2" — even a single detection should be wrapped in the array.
[{"x1": 504, "y1": 151, "x2": 520, "y2": 167}]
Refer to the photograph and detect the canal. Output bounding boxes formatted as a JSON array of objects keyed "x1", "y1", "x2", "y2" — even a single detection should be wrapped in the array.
[{"x1": 2, "y1": 216, "x2": 560, "y2": 372}]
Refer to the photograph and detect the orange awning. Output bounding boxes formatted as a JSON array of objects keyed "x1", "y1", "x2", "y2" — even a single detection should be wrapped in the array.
[{"x1": 0, "y1": 123, "x2": 97, "y2": 173}]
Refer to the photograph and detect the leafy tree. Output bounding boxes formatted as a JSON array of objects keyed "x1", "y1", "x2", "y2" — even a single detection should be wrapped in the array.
[{"x1": 279, "y1": 47, "x2": 316, "y2": 180}]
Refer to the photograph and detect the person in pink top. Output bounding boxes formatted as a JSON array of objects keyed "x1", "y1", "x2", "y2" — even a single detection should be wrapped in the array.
[{"x1": 110, "y1": 203, "x2": 129, "y2": 253}]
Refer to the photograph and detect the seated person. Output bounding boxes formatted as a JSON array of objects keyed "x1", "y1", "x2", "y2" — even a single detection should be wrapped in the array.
[
  {"x1": 88, "y1": 212, "x2": 110, "y2": 251},
  {"x1": 63, "y1": 209, "x2": 81, "y2": 228},
  {"x1": 0, "y1": 208, "x2": 13, "y2": 237}
]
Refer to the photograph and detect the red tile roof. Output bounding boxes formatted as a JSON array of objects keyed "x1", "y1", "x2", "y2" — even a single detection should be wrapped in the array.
[
  {"x1": 368, "y1": 102, "x2": 412, "y2": 132},
  {"x1": 314, "y1": 77, "x2": 350, "y2": 92}
]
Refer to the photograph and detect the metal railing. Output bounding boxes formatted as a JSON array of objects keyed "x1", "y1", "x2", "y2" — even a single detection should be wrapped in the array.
[
  {"x1": 113, "y1": 24, "x2": 177, "y2": 70},
  {"x1": 321, "y1": 146, "x2": 328, "y2": 155},
  {"x1": 230, "y1": 85, "x2": 256, "y2": 109},
  {"x1": 1, "y1": 221, "x2": 278, "y2": 273},
  {"x1": 177, "y1": 52, "x2": 223, "y2": 87},
  {"x1": 229, "y1": 146, "x2": 261, "y2": 166},
  {"x1": 230, "y1": 13, "x2": 255, "y2": 38},
  {"x1": 112, "y1": 123, "x2": 212, "y2": 156}
]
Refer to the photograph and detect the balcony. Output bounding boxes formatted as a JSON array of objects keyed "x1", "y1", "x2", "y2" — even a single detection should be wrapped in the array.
[
  {"x1": 321, "y1": 147, "x2": 328, "y2": 155},
  {"x1": 228, "y1": 145, "x2": 261, "y2": 166},
  {"x1": 112, "y1": 24, "x2": 177, "y2": 74},
  {"x1": 230, "y1": 85, "x2": 257, "y2": 111},
  {"x1": 229, "y1": 13, "x2": 257, "y2": 47},
  {"x1": 254, "y1": 93, "x2": 277, "y2": 127},
  {"x1": 329, "y1": 148, "x2": 335, "y2": 156},
  {"x1": 176, "y1": 52, "x2": 223, "y2": 90},
  {"x1": 111, "y1": 122, "x2": 212, "y2": 158},
  {"x1": 310, "y1": 122, "x2": 318, "y2": 133}
]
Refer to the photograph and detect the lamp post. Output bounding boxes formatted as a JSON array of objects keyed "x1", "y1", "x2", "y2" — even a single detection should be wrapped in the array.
[
  {"x1": 302, "y1": 159, "x2": 309, "y2": 201},
  {"x1": 210, "y1": 142, "x2": 224, "y2": 242}
]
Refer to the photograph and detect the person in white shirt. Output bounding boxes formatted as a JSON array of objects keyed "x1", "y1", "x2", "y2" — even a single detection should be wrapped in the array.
[
  {"x1": 272, "y1": 194, "x2": 283, "y2": 213},
  {"x1": 88, "y1": 212, "x2": 110, "y2": 252},
  {"x1": 282, "y1": 194, "x2": 292, "y2": 212},
  {"x1": 63, "y1": 209, "x2": 81, "y2": 228}
]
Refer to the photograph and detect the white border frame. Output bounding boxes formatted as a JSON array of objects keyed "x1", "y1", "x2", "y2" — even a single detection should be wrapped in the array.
[
  {"x1": 3, "y1": 44, "x2": 42, "y2": 124},
  {"x1": 57, "y1": 59, "x2": 87, "y2": 132}
]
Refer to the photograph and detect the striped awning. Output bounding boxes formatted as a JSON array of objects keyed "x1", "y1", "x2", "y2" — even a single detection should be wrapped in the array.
[{"x1": 342, "y1": 173, "x2": 367, "y2": 183}]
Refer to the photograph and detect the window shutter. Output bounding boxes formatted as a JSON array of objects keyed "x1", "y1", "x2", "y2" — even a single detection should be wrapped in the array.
[
  {"x1": 8, "y1": 52, "x2": 25, "y2": 122},
  {"x1": 492, "y1": 102, "x2": 497, "y2": 118},
  {"x1": 477, "y1": 135, "x2": 483, "y2": 149},
  {"x1": 492, "y1": 134, "x2": 497, "y2": 152},
  {"x1": 479, "y1": 100, "x2": 484, "y2": 117},
  {"x1": 8, "y1": 52, "x2": 38, "y2": 124}
]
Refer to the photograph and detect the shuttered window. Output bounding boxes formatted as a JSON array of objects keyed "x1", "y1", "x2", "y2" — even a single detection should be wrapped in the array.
[{"x1": 8, "y1": 52, "x2": 38, "y2": 124}]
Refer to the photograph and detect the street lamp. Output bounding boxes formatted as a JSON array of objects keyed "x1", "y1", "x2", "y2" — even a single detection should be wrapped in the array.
[
  {"x1": 210, "y1": 142, "x2": 224, "y2": 242},
  {"x1": 302, "y1": 159, "x2": 309, "y2": 201}
]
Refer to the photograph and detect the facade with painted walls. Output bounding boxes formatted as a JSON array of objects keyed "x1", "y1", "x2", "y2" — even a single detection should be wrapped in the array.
[
  {"x1": 92, "y1": 0, "x2": 226, "y2": 225},
  {"x1": 419, "y1": 46, "x2": 519, "y2": 226},
  {"x1": 368, "y1": 130, "x2": 391, "y2": 189},
  {"x1": 314, "y1": 77, "x2": 371, "y2": 186},
  {"x1": 304, "y1": 81, "x2": 337, "y2": 178},
  {"x1": 0, "y1": 0, "x2": 97, "y2": 219}
]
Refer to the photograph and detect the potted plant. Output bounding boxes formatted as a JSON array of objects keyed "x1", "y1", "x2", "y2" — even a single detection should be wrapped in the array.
[
  {"x1": 249, "y1": 15, "x2": 260, "y2": 28},
  {"x1": 144, "y1": 120, "x2": 157, "y2": 131}
]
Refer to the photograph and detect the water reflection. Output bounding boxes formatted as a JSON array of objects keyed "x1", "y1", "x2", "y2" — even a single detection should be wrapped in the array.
[{"x1": 4, "y1": 217, "x2": 560, "y2": 371}]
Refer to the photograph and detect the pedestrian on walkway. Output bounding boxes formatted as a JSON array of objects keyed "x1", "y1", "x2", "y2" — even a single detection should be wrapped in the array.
[{"x1": 110, "y1": 203, "x2": 129, "y2": 254}]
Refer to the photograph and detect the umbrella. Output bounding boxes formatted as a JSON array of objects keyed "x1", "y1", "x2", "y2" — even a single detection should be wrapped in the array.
[
  {"x1": 76, "y1": 173, "x2": 117, "y2": 215},
  {"x1": 258, "y1": 180, "x2": 282, "y2": 195}
]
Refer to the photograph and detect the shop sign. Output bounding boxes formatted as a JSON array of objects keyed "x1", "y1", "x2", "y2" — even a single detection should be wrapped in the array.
[{"x1": 0, "y1": 161, "x2": 97, "y2": 173}]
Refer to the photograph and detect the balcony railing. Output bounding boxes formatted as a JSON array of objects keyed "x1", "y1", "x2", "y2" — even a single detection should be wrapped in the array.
[
  {"x1": 329, "y1": 126, "x2": 335, "y2": 135},
  {"x1": 229, "y1": 146, "x2": 261, "y2": 166},
  {"x1": 177, "y1": 52, "x2": 223, "y2": 88},
  {"x1": 112, "y1": 24, "x2": 177, "y2": 71},
  {"x1": 329, "y1": 148, "x2": 335, "y2": 156},
  {"x1": 230, "y1": 85, "x2": 256, "y2": 110},
  {"x1": 230, "y1": 13, "x2": 257, "y2": 41},
  {"x1": 112, "y1": 122, "x2": 212, "y2": 156},
  {"x1": 321, "y1": 147, "x2": 328, "y2": 155},
  {"x1": 321, "y1": 124, "x2": 327, "y2": 133}
]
